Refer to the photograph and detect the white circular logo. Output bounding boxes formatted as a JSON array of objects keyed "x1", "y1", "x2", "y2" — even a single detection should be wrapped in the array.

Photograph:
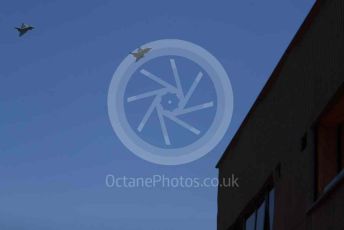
[{"x1": 108, "y1": 39, "x2": 233, "y2": 165}]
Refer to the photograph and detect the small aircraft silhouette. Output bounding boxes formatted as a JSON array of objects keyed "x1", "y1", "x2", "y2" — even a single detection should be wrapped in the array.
[
  {"x1": 130, "y1": 47, "x2": 151, "y2": 62},
  {"x1": 15, "y1": 23, "x2": 34, "y2": 37}
]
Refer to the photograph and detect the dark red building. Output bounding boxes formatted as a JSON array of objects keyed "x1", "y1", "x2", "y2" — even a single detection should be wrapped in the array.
[{"x1": 217, "y1": 0, "x2": 344, "y2": 229}]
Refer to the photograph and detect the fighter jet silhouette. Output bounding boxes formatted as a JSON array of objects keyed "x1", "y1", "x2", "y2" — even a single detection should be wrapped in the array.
[
  {"x1": 130, "y1": 47, "x2": 151, "y2": 62},
  {"x1": 15, "y1": 23, "x2": 34, "y2": 37}
]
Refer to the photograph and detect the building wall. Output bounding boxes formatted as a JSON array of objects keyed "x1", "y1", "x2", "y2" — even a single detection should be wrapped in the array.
[{"x1": 217, "y1": 0, "x2": 344, "y2": 229}]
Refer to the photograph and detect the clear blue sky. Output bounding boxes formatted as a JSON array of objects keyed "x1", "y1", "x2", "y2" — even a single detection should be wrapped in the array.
[{"x1": 0, "y1": 0, "x2": 314, "y2": 229}]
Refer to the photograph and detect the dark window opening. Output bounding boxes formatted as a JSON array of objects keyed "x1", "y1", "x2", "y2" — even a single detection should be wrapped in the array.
[
  {"x1": 301, "y1": 132, "x2": 308, "y2": 151},
  {"x1": 244, "y1": 188, "x2": 275, "y2": 230},
  {"x1": 315, "y1": 89, "x2": 344, "y2": 196}
]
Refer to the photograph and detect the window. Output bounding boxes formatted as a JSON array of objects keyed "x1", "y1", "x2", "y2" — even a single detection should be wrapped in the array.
[
  {"x1": 316, "y1": 90, "x2": 344, "y2": 196},
  {"x1": 245, "y1": 188, "x2": 275, "y2": 230}
]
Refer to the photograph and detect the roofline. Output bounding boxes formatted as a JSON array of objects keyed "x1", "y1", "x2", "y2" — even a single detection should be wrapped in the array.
[{"x1": 216, "y1": 0, "x2": 323, "y2": 168}]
